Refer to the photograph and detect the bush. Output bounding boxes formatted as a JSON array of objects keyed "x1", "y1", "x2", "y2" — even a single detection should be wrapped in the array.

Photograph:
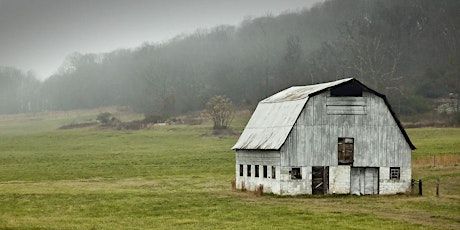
[
  {"x1": 143, "y1": 113, "x2": 165, "y2": 124},
  {"x1": 96, "y1": 112, "x2": 114, "y2": 124},
  {"x1": 206, "y1": 95, "x2": 234, "y2": 130}
]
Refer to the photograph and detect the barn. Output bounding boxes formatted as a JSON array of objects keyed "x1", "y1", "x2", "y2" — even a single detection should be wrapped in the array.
[{"x1": 232, "y1": 78, "x2": 415, "y2": 195}]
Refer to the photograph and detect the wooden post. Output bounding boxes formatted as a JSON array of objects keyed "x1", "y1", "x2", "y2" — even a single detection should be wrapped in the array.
[
  {"x1": 411, "y1": 179, "x2": 414, "y2": 195},
  {"x1": 436, "y1": 179, "x2": 440, "y2": 197},
  {"x1": 419, "y1": 180, "x2": 423, "y2": 196}
]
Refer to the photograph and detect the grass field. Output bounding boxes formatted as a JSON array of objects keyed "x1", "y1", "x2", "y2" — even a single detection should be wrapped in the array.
[{"x1": 0, "y1": 109, "x2": 459, "y2": 229}]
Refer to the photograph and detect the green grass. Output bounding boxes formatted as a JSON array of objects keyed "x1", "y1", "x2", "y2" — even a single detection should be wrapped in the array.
[
  {"x1": 0, "y1": 110, "x2": 459, "y2": 229},
  {"x1": 407, "y1": 128, "x2": 460, "y2": 157}
]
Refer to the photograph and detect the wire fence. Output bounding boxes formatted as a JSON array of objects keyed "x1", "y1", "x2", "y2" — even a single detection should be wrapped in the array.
[{"x1": 413, "y1": 154, "x2": 459, "y2": 168}]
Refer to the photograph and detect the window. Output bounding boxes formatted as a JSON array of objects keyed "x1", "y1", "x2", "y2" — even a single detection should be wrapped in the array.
[
  {"x1": 290, "y1": 167, "x2": 302, "y2": 179},
  {"x1": 239, "y1": 164, "x2": 243, "y2": 176},
  {"x1": 272, "y1": 166, "x2": 276, "y2": 179},
  {"x1": 263, "y1": 165, "x2": 268, "y2": 178},
  {"x1": 255, "y1": 165, "x2": 259, "y2": 177},
  {"x1": 338, "y1": 138, "x2": 354, "y2": 165},
  {"x1": 247, "y1": 165, "x2": 251, "y2": 177},
  {"x1": 390, "y1": 167, "x2": 400, "y2": 180},
  {"x1": 330, "y1": 82, "x2": 363, "y2": 97}
]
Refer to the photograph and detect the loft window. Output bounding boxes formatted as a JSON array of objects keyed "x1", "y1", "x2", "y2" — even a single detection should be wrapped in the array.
[
  {"x1": 290, "y1": 167, "x2": 302, "y2": 179},
  {"x1": 390, "y1": 167, "x2": 400, "y2": 180},
  {"x1": 263, "y1": 165, "x2": 268, "y2": 178},
  {"x1": 331, "y1": 82, "x2": 363, "y2": 97},
  {"x1": 247, "y1": 165, "x2": 251, "y2": 177},
  {"x1": 239, "y1": 164, "x2": 243, "y2": 177},
  {"x1": 255, "y1": 165, "x2": 259, "y2": 177},
  {"x1": 338, "y1": 138, "x2": 354, "y2": 165},
  {"x1": 272, "y1": 166, "x2": 276, "y2": 179}
]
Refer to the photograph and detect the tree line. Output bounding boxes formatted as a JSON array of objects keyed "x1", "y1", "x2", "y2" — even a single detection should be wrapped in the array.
[{"x1": 1, "y1": 0, "x2": 459, "y2": 119}]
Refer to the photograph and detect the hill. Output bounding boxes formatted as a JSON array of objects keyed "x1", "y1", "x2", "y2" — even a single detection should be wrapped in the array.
[{"x1": 1, "y1": 0, "x2": 459, "y2": 125}]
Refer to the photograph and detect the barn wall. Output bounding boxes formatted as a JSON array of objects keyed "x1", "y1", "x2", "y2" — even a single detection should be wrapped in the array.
[
  {"x1": 235, "y1": 150, "x2": 281, "y2": 194},
  {"x1": 282, "y1": 91, "x2": 411, "y2": 168},
  {"x1": 329, "y1": 166, "x2": 350, "y2": 194},
  {"x1": 379, "y1": 167, "x2": 412, "y2": 194},
  {"x1": 279, "y1": 91, "x2": 412, "y2": 194},
  {"x1": 279, "y1": 166, "x2": 311, "y2": 195}
]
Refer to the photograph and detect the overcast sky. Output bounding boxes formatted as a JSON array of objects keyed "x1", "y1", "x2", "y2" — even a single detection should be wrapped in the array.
[{"x1": 0, "y1": 0, "x2": 324, "y2": 80}]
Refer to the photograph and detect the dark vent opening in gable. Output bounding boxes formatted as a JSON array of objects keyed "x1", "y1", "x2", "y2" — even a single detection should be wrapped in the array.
[{"x1": 331, "y1": 81, "x2": 363, "y2": 97}]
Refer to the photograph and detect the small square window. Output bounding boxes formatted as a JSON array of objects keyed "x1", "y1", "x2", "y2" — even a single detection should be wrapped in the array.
[
  {"x1": 263, "y1": 165, "x2": 268, "y2": 178},
  {"x1": 239, "y1": 164, "x2": 243, "y2": 176},
  {"x1": 255, "y1": 165, "x2": 259, "y2": 177},
  {"x1": 290, "y1": 167, "x2": 302, "y2": 179},
  {"x1": 390, "y1": 167, "x2": 400, "y2": 180},
  {"x1": 247, "y1": 165, "x2": 251, "y2": 177},
  {"x1": 272, "y1": 166, "x2": 276, "y2": 179}
]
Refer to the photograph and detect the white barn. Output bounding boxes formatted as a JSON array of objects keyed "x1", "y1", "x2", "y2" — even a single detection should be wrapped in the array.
[{"x1": 232, "y1": 78, "x2": 415, "y2": 195}]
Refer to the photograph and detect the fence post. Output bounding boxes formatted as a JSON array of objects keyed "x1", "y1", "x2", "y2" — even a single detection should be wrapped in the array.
[
  {"x1": 436, "y1": 178, "x2": 440, "y2": 197},
  {"x1": 419, "y1": 180, "x2": 423, "y2": 196},
  {"x1": 411, "y1": 179, "x2": 415, "y2": 195}
]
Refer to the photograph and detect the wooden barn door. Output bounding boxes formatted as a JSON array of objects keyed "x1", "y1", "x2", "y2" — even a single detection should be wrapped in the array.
[
  {"x1": 350, "y1": 167, "x2": 379, "y2": 195},
  {"x1": 364, "y1": 168, "x2": 379, "y2": 194},
  {"x1": 312, "y1": 166, "x2": 329, "y2": 195}
]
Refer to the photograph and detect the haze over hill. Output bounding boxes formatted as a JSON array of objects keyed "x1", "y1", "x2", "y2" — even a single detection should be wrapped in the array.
[
  {"x1": 0, "y1": 0, "x2": 323, "y2": 80},
  {"x1": 0, "y1": 0, "x2": 459, "y2": 125}
]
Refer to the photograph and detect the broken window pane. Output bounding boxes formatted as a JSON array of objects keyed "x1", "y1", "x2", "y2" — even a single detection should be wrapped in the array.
[
  {"x1": 263, "y1": 165, "x2": 268, "y2": 178},
  {"x1": 272, "y1": 166, "x2": 276, "y2": 179},
  {"x1": 255, "y1": 165, "x2": 259, "y2": 177},
  {"x1": 247, "y1": 165, "x2": 251, "y2": 177},
  {"x1": 239, "y1": 164, "x2": 243, "y2": 176}
]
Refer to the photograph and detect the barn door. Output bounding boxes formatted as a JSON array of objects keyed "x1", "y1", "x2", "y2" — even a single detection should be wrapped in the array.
[
  {"x1": 312, "y1": 166, "x2": 329, "y2": 195},
  {"x1": 350, "y1": 167, "x2": 379, "y2": 195},
  {"x1": 364, "y1": 168, "x2": 379, "y2": 194}
]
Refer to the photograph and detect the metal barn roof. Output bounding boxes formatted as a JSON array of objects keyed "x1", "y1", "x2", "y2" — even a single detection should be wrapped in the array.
[
  {"x1": 232, "y1": 78, "x2": 415, "y2": 150},
  {"x1": 232, "y1": 78, "x2": 352, "y2": 150}
]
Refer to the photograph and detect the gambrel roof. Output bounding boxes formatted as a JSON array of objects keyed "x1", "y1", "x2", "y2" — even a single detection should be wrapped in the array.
[{"x1": 232, "y1": 78, "x2": 415, "y2": 150}]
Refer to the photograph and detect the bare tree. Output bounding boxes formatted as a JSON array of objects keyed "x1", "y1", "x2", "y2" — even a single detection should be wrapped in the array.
[{"x1": 206, "y1": 95, "x2": 234, "y2": 130}]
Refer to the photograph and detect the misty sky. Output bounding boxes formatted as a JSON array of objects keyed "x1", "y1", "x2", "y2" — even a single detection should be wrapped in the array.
[{"x1": 0, "y1": 0, "x2": 323, "y2": 80}]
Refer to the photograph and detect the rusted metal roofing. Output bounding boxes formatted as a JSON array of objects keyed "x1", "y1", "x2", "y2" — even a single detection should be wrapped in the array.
[
  {"x1": 232, "y1": 78, "x2": 416, "y2": 150},
  {"x1": 232, "y1": 78, "x2": 352, "y2": 150}
]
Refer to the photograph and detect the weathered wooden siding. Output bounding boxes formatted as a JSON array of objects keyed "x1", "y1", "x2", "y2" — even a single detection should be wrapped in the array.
[{"x1": 281, "y1": 91, "x2": 411, "y2": 168}]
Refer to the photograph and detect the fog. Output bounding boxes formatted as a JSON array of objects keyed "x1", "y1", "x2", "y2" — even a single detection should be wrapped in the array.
[
  {"x1": 0, "y1": 0, "x2": 322, "y2": 80},
  {"x1": 0, "y1": 0, "x2": 459, "y2": 124}
]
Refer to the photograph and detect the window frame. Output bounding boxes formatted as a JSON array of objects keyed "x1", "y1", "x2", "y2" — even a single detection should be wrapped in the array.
[
  {"x1": 390, "y1": 167, "x2": 400, "y2": 180},
  {"x1": 271, "y1": 166, "x2": 276, "y2": 179},
  {"x1": 247, "y1": 165, "x2": 251, "y2": 177},
  {"x1": 290, "y1": 167, "x2": 302, "y2": 179},
  {"x1": 338, "y1": 137, "x2": 354, "y2": 165},
  {"x1": 255, "y1": 165, "x2": 259, "y2": 177},
  {"x1": 239, "y1": 164, "x2": 243, "y2": 177},
  {"x1": 263, "y1": 165, "x2": 268, "y2": 178}
]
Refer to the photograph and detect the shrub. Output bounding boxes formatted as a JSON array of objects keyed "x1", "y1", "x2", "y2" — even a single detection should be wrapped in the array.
[
  {"x1": 96, "y1": 112, "x2": 114, "y2": 124},
  {"x1": 206, "y1": 95, "x2": 234, "y2": 130}
]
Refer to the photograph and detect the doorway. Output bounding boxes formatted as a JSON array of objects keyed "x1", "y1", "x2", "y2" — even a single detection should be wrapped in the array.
[
  {"x1": 350, "y1": 167, "x2": 379, "y2": 195},
  {"x1": 312, "y1": 166, "x2": 329, "y2": 195}
]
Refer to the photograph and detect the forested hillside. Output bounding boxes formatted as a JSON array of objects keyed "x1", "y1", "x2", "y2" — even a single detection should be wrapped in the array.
[{"x1": 1, "y1": 0, "x2": 459, "y2": 122}]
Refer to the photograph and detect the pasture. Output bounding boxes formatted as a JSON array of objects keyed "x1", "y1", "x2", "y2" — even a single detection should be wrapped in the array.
[{"x1": 0, "y1": 109, "x2": 459, "y2": 229}]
